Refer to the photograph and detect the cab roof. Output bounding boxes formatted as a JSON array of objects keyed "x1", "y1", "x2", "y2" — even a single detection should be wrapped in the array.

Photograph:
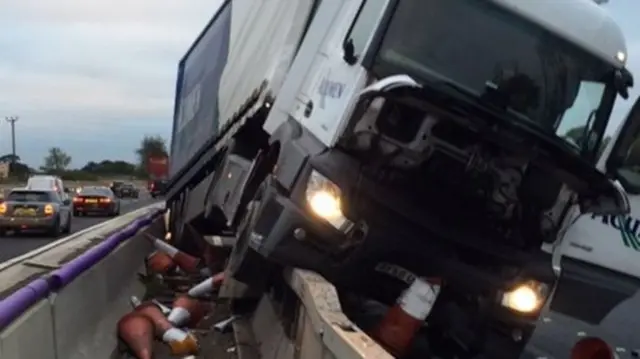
[{"x1": 493, "y1": 0, "x2": 626, "y2": 68}]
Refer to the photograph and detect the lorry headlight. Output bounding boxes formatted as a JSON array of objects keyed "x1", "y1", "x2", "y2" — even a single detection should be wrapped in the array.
[
  {"x1": 500, "y1": 281, "x2": 547, "y2": 313},
  {"x1": 306, "y1": 171, "x2": 352, "y2": 230}
]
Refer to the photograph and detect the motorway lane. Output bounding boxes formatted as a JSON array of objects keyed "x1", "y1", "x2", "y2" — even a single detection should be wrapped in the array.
[
  {"x1": 0, "y1": 196, "x2": 158, "y2": 262},
  {"x1": 522, "y1": 296, "x2": 640, "y2": 358}
]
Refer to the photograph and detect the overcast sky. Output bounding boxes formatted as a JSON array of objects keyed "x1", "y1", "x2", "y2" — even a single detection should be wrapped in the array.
[{"x1": 0, "y1": 0, "x2": 638, "y2": 168}]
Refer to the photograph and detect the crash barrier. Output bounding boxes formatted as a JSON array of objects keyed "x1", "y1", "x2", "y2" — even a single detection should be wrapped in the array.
[
  {"x1": 229, "y1": 268, "x2": 394, "y2": 359},
  {"x1": 0, "y1": 205, "x2": 164, "y2": 359}
]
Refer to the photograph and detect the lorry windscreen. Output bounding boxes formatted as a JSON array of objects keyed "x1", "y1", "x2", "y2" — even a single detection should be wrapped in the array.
[{"x1": 369, "y1": 0, "x2": 618, "y2": 160}]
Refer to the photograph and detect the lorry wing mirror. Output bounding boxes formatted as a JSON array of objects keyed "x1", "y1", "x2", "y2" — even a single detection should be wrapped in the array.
[
  {"x1": 614, "y1": 68, "x2": 633, "y2": 99},
  {"x1": 605, "y1": 95, "x2": 640, "y2": 196}
]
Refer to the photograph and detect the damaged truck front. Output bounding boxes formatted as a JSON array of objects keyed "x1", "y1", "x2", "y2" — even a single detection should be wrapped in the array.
[{"x1": 216, "y1": 0, "x2": 635, "y2": 358}]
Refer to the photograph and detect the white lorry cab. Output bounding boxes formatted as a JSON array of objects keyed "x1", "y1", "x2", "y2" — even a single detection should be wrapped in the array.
[
  {"x1": 544, "y1": 100, "x2": 640, "y2": 340},
  {"x1": 165, "y1": 0, "x2": 636, "y2": 357}
]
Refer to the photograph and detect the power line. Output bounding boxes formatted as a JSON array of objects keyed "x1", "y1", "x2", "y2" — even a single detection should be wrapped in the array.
[{"x1": 5, "y1": 116, "x2": 18, "y2": 163}]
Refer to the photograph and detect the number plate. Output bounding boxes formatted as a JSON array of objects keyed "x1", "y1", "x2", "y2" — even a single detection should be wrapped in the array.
[{"x1": 13, "y1": 208, "x2": 36, "y2": 216}]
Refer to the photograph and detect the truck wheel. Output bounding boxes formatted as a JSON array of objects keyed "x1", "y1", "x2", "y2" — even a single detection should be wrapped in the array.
[
  {"x1": 175, "y1": 190, "x2": 189, "y2": 242},
  {"x1": 203, "y1": 147, "x2": 230, "y2": 221},
  {"x1": 48, "y1": 218, "x2": 61, "y2": 238},
  {"x1": 168, "y1": 200, "x2": 179, "y2": 235},
  {"x1": 169, "y1": 191, "x2": 188, "y2": 244},
  {"x1": 227, "y1": 181, "x2": 276, "y2": 291}
]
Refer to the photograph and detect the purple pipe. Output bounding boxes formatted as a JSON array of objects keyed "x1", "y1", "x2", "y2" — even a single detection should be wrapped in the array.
[
  {"x1": 49, "y1": 211, "x2": 160, "y2": 289},
  {"x1": 47, "y1": 231, "x2": 125, "y2": 289},
  {"x1": 0, "y1": 278, "x2": 49, "y2": 330},
  {"x1": 0, "y1": 209, "x2": 161, "y2": 329}
]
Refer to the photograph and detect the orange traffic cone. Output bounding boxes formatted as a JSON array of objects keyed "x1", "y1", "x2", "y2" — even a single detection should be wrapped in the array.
[
  {"x1": 136, "y1": 302, "x2": 199, "y2": 355},
  {"x1": 571, "y1": 337, "x2": 615, "y2": 359},
  {"x1": 117, "y1": 312, "x2": 154, "y2": 359},
  {"x1": 371, "y1": 277, "x2": 441, "y2": 357},
  {"x1": 167, "y1": 295, "x2": 210, "y2": 327},
  {"x1": 146, "y1": 234, "x2": 201, "y2": 273},
  {"x1": 146, "y1": 250, "x2": 176, "y2": 274},
  {"x1": 187, "y1": 271, "x2": 226, "y2": 298}
]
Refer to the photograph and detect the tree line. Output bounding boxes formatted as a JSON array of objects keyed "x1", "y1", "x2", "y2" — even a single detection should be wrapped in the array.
[{"x1": 0, "y1": 135, "x2": 168, "y2": 182}]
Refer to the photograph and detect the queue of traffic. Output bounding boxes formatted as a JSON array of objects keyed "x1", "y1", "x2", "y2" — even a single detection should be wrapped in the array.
[{"x1": 0, "y1": 175, "x2": 146, "y2": 237}]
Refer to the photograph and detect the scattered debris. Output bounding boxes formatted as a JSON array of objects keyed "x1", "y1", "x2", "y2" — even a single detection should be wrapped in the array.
[{"x1": 116, "y1": 231, "x2": 236, "y2": 358}]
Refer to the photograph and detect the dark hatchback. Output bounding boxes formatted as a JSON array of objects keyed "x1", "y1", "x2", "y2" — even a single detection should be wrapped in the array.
[
  {"x1": 73, "y1": 187, "x2": 120, "y2": 217},
  {"x1": 118, "y1": 183, "x2": 139, "y2": 199}
]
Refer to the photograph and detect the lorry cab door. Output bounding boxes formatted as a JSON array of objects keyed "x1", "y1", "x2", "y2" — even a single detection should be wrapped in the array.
[
  {"x1": 550, "y1": 96, "x2": 640, "y2": 324},
  {"x1": 291, "y1": 0, "x2": 389, "y2": 146}
]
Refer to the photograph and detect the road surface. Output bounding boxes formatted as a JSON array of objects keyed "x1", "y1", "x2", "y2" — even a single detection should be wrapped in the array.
[
  {"x1": 0, "y1": 196, "x2": 158, "y2": 262},
  {"x1": 522, "y1": 298, "x2": 640, "y2": 358}
]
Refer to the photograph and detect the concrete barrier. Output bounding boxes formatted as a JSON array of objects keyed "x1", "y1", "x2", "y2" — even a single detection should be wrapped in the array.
[{"x1": 0, "y1": 206, "x2": 164, "y2": 359}]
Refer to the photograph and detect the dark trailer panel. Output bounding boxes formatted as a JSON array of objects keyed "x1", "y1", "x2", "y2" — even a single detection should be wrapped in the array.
[{"x1": 170, "y1": 2, "x2": 232, "y2": 178}]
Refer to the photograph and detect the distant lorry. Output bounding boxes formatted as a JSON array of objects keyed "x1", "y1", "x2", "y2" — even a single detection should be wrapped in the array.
[
  {"x1": 147, "y1": 156, "x2": 168, "y2": 196},
  {"x1": 164, "y1": 0, "x2": 635, "y2": 357}
]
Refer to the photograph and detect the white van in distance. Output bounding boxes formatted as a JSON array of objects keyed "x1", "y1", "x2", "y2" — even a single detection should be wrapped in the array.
[{"x1": 26, "y1": 175, "x2": 69, "y2": 200}]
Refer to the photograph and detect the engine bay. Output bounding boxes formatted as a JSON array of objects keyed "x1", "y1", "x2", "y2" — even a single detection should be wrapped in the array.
[{"x1": 340, "y1": 93, "x2": 577, "y2": 251}]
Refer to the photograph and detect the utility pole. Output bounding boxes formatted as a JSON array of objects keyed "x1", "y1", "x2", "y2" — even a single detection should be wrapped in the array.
[{"x1": 5, "y1": 116, "x2": 18, "y2": 163}]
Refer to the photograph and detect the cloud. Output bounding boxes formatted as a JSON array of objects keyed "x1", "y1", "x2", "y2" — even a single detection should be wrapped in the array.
[
  {"x1": 0, "y1": 1, "x2": 221, "y2": 167},
  {"x1": 1, "y1": 1, "x2": 219, "y2": 25}
]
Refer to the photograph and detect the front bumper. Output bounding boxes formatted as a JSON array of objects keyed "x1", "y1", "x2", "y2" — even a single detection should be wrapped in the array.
[
  {"x1": 0, "y1": 215, "x2": 56, "y2": 230},
  {"x1": 249, "y1": 179, "x2": 543, "y2": 356},
  {"x1": 251, "y1": 178, "x2": 552, "y2": 293}
]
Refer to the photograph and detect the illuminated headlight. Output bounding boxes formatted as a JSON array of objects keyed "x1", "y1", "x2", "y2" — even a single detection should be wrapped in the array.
[
  {"x1": 500, "y1": 281, "x2": 548, "y2": 313},
  {"x1": 305, "y1": 170, "x2": 352, "y2": 230}
]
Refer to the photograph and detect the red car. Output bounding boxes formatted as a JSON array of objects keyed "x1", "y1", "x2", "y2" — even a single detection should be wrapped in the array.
[{"x1": 72, "y1": 186, "x2": 121, "y2": 217}]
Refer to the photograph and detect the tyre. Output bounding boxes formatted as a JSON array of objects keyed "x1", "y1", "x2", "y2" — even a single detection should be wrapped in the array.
[
  {"x1": 226, "y1": 180, "x2": 276, "y2": 291},
  {"x1": 0, "y1": 228, "x2": 6, "y2": 237},
  {"x1": 173, "y1": 190, "x2": 188, "y2": 243},
  {"x1": 73, "y1": 210, "x2": 81, "y2": 217},
  {"x1": 48, "y1": 218, "x2": 61, "y2": 238},
  {"x1": 203, "y1": 147, "x2": 230, "y2": 222},
  {"x1": 168, "y1": 195, "x2": 185, "y2": 245},
  {"x1": 62, "y1": 214, "x2": 72, "y2": 234}
]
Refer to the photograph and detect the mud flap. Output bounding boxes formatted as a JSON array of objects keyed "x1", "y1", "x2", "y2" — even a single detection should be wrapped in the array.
[{"x1": 549, "y1": 257, "x2": 640, "y2": 324}]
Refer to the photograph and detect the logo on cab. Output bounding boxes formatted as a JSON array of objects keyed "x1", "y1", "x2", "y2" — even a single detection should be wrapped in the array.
[{"x1": 592, "y1": 214, "x2": 640, "y2": 251}]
